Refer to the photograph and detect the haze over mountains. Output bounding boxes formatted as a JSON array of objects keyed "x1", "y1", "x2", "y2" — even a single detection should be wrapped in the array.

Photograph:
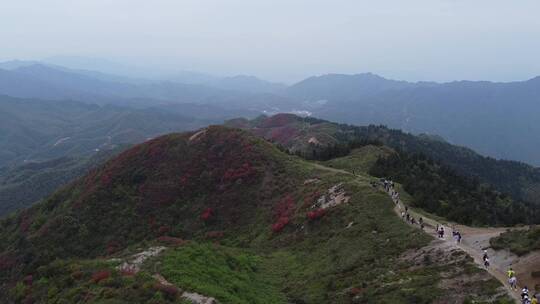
[
  {"x1": 1, "y1": 59, "x2": 540, "y2": 166},
  {"x1": 2, "y1": 59, "x2": 540, "y2": 303}
]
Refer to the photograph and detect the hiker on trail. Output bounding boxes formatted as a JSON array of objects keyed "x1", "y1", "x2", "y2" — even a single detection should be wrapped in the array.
[
  {"x1": 508, "y1": 268, "x2": 516, "y2": 279},
  {"x1": 483, "y1": 257, "x2": 490, "y2": 268},
  {"x1": 419, "y1": 217, "x2": 423, "y2": 225},
  {"x1": 406, "y1": 213, "x2": 410, "y2": 222},
  {"x1": 453, "y1": 230, "x2": 461, "y2": 243},
  {"x1": 522, "y1": 287, "x2": 530, "y2": 300},
  {"x1": 509, "y1": 276, "x2": 518, "y2": 291},
  {"x1": 483, "y1": 250, "x2": 489, "y2": 262},
  {"x1": 420, "y1": 223, "x2": 425, "y2": 230},
  {"x1": 405, "y1": 206, "x2": 408, "y2": 213},
  {"x1": 401, "y1": 211, "x2": 405, "y2": 219},
  {"x1": 437, "y1": 227, "x2": 443, "y2": 238},
  {"x1": 411, "y1": 217, "x2": 416, "y2": 225},
  {"x1": 507, "y1": 267, "x2": 518, "y2": 290}
]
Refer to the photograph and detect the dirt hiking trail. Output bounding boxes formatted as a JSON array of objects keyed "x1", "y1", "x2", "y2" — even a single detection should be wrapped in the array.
[
  {"x1": 388, "y1": 186, "x2": 525, "y2": 303},
  {"x1": 312, "y1": 163, "x2": 533, "y2": 302}
]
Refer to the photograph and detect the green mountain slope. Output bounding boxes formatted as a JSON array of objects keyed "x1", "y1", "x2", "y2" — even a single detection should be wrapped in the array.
[
  {"x1": 0, "y1": 95, "x2": 214, "y2": 167},
  {"x1": 284, "y1": 73, "x2": 540, "y2": 166},
  {"x1": 0, "y1": 127, "x2": 510, "y2": 303},
  {"x1": 0, "y1": 148, "x2": 122, "y2": 217},
  {"x1": 228, "y1": 114, "x2": 540, "y2": 210}
]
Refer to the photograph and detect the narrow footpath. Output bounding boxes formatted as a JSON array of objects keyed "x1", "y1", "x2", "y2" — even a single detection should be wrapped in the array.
[
  {"x1": 313, "y1": 163, "x2": 525, "y2": 302},
  {"x1": 385, "y1": 184, "x2": 522, "y2": 303}
]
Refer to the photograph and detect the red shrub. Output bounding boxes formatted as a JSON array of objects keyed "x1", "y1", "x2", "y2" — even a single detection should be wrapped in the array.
[
  {"x1": 260, "y1": 113, "x2": 298, "y2": 128},
  {"x1": 201, "y1": 208, "x2": 214, "y2": 221},
  {"x1": 268, "y1": 126, "x2": 299, "y2": 145},
  {"x1": 274, "y1": 195, "x2": 295, "y2": 218},
  {"x1": 272, "y1": 216, "x2": 290, "y2": 233},
  {"x1": 206, "y1": 231, "x2": 225, "y2": 239},
  {"x1": 22, "y1": 296, "x2": 34, "y2": 304},
  {"x1": 157, "y1": 225, "x2": 171, "y2": 235},
  {"x1": 106, "y1": 240, "x2": 121, "y2": 255},
  {"x1": 179, "y1": 174, "x2": 191, "y2": 187},
  {"x1": 303, "y1": 191, "x2": 321, "y2": 208},
  {"x1": 349, "y1": 287, "x2": 363, "y2": 296},
  {"x1": 154, "y1": 283, "x2": 179, "y2": 298},
  {"x1": 91, "y1": 270, "x2": 111, "y2": 283},
  {"x1": 137, "y1": 181, "x2": 180, "y2": 208},
  {"x1": 157, "y1": 236, "x2": 186, "y2": 246},
  {"x1": 100, "y1": 171, "x2": 113, "y2": 186},
  {"x1": 148, "y1": 216, "x2": 157, "y2": 228},
  {"x1": 23, "y1": 275, "x2": 33, "y2": 286},
  {"x1": 120, "y1": 268, "x2": 136, "y2": 277},
  {"x1": 307, "y1": 208, "x2": 326, "y2": 220},
  {"x1": 71, "y1": 271, "x2": 84, "y2": 280},
  {"x1": 272, "y1": 195, "x2": 295, "y2": 233},
  {"x1": 0, "y1": 252, "x2": 16, "y2": 271},
  {"x1": 223, "y1": 163, "x2": 256, "y2": 183},
  {"x1": 19, "y1": 213, "x2": 32, "y2": 233}
]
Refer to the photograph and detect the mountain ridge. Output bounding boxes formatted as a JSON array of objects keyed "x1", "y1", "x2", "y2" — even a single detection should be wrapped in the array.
[{"x1": 0, "y1": 125, "x2": 512, "y2": 303}]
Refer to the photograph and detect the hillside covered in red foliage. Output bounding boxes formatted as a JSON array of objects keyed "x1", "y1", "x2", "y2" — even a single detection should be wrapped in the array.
[
  {"x1": 0, "y1": 124, "x2": 508, "y2": 304},
  {"x1": 225, "y1": 113, "x2": 341, "y2": 155},
  {"x1": 0, "y1": 126, "x2": 333, "y2": 285}
]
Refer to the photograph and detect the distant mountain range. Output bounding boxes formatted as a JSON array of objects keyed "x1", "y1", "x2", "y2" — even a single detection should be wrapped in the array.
[
  {"x1": 0, "y1": 95, "x2": 249, "y2": 168},
  {"x1": 283, "y1": 73, "x2": 540, "y2": 166},
  {"x1": 1, "y1": 59, "x2": 540, "y2": 166}
]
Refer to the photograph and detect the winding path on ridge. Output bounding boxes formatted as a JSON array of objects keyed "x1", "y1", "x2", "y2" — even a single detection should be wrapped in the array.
[
  {"x1": 389, "y1": 190, "x2": 523, "y2": 303},
  {"x1": 313, "y1": 163, "x2": 523, "y2": 302}
]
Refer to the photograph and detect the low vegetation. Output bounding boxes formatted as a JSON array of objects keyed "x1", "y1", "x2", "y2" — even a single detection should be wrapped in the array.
[
  {"x1": 491, "y1": 227, "x2": 540, "y2": 256},
  {"x1": 0, "y1": 126, "x2": 512, "y2": 303},
  {"x1": 158, "y1": 243, "x2": 285, "y2": 304}
]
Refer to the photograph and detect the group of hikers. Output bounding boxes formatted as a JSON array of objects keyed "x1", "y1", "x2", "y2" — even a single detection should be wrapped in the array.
[
  {"x1": 505, "y1": 267, "x2": 538, "y2": 304},
  {"x1": 378, "y1": 177, "x2": 538, "y2": 302},
  {"x1": 381, "y1": 178, "x2": 426, "y2": 230},
  {"x1": 519, "y1": 284, "x2": 537, "y2": 304}
]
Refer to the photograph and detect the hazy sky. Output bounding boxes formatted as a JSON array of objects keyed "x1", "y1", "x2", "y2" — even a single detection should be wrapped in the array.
[{"x1": 1, "y1": 0, "x2": 539, "y2": 82}]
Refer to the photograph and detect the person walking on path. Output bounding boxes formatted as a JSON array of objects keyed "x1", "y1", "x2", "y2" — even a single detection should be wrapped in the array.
[
  {"x1": 507, "y1": 267, "x2": 518, "y2": 290},
  {"x1": 483, "y1": 250, "x2": 490, "y2": 268},
  {"x1": 484, "y1": 257, "x2": 490, "y2": 269},
  {"x1": 507, "y1": 268, "x2": 516, "y2": 279},
  {"x1": 522, "y1": 287, "x2": 530, "y2": 300},
  {"x1": 437, "y1": 227, "x2": 444, "y2": 238}
]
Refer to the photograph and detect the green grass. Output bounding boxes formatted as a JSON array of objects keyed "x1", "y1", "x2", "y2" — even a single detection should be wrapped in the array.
[
  {"x1": 159, "y1": 243, "x2": 286, "y2": 304},
  {"x1": 322, "y1": 145, "x2": 394, "y2": 174},
  {"x1": 9, "y1": 258, "x2": 186, "y2": 304}
]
